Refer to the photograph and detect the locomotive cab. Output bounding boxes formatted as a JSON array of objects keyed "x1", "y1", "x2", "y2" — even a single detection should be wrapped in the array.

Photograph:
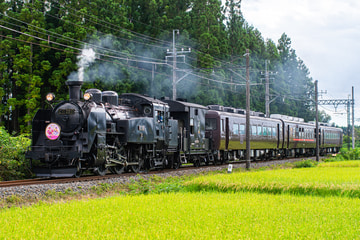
[
  {"x1": 163, "y1": 99, "x2": 214, "y2": 167},
  {"x1": 117, "y1": 93, "x2": 178, "y2": 171}
]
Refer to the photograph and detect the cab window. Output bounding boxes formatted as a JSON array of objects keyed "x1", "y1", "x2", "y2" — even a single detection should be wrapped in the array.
[{"x1": 205, "y1": 118, "x2": 217, "y2": 130}]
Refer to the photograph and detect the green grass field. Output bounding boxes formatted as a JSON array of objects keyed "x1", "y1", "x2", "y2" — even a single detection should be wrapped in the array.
[
  {"x1": 1, "y1": 160, "x2": 360, "y2": 239},
  {"x1": 186, "y1": 161, "x2": 360, "y2": 197}
]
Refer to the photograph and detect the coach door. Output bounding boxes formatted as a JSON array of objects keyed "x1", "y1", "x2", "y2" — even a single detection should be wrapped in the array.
[
  {"x1": 287, "y1": 125, "x2": 290, "y2": 149},
  {"x1": 225, "y1": 117, "x2": 229, "y2": 150},
  {"x1": 278, "y1": 119, "x2": 285, "y2": 149},
  {"x1": 277, "y1": 123, "x2": 280, "y2": 148}
]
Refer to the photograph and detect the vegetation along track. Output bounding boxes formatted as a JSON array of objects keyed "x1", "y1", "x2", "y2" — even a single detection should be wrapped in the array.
[{"x1": 0, "y1": 156, "x2": 322, "y2": 191}]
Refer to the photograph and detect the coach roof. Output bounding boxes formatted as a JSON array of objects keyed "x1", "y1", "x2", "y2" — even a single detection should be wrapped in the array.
[
  {"x1": 120, "y1": 93, "x2": 167, "y2": 106},
  {"x1": 163, "y1": 99, "x2": 208, "y2": 112}
]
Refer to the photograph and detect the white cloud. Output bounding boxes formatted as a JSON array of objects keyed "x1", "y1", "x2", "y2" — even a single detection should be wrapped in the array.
[{"x1": 241, "y1": 0, "x2": 360, "y2": 126}]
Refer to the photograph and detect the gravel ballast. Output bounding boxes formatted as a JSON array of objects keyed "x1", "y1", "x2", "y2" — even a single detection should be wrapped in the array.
[{"x1": 0, "y1": 158, "x2": 306, "y2": 199}]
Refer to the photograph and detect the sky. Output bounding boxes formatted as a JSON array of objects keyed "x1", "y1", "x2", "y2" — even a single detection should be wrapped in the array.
[{"x1": 241, "y1": 0, "x2": 360, "y2": 127}]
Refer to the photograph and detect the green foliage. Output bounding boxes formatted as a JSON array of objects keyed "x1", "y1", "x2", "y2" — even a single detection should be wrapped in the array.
[
  {"x1": 293, "y1": 159, "x2": 319, "y2": 168},
  {"x1": 323, "y1": 148, "x2": 360, "y2": 162},
  {"x1": 127, "y1": 175, "x2": 184, "y2": 195},
  {"x1": 3, "y1": 164, "x2": 360, "y2": 239},
  {"x1": 91, "y1": 182, "x2": 114, "y2": 195},
  {"x1": 0, "y1": 126, "x2": 31, "y2": 180},
  {"x1": 185, "y1": 163, "x2": 360, "y2": 198},
  {"x1": 0, "y1": 0, "x2": 319, "y2": 133}
]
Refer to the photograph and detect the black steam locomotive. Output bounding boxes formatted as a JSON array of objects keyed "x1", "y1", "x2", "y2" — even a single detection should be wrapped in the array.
[{"x1": 26, "y1": 80, "x2": 343, "y2": 177}]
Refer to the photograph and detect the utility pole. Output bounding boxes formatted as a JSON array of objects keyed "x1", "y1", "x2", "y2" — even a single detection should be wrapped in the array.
[
  {"x1": 172, "y1": 29, "x2": 178, "y2": 100},
  {"x1": 315, "y1": 80, "x2": 319, "y2": 162},
  {"x1": 166, "y1": 30, "x2": 191, "y2": 100},
  {"x1": 265, "y1": 60, "x2": 270, "y2": 118},
  {"x1": 352, "y1": 86, "x2": 355, "y2": 149},
  {"x1": 347, "y1": 95, "x2": 351, "y2": 150},
  {"x1": 245, "y1": 49, "x2": 251, "y2": 169},
  {"x1": 317, "y1": 88, "x2": 355, "y2": 149},
  {"x1": 262, "y1": 60, "x2": 276, "y2": 117}
]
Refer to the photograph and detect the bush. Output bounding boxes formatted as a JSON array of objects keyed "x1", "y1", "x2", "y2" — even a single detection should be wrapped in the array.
[
  {"x1": 323, "y1": 148, "x2": 360, "y2": 162},
  {"x1": 293, "y1": 159, "x2": 318, "y2": 168},
  {"x1": 0, "y1": 126, "x2": 32, "y2": 180}
]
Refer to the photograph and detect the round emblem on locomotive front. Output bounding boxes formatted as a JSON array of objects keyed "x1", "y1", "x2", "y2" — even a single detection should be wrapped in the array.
[{"x1": 45, "y1": 123, "x2": 61, "y2": 140}]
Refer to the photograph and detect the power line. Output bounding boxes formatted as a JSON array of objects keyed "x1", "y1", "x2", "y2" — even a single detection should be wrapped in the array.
[
  {"x1": 0, "y1": 15, "x2": 167, "y2": 63},
  {"x1": 0, "y1": 33, "x2": 172, "y2": 78},
  {"x1": 36, "y1": 0, "x2": 172, "y2": 47},
  {"x1": 20, "y1": 0, "x2": 249, "y2": 73}
]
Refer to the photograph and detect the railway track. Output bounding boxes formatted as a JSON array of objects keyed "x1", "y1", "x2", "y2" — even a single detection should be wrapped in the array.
[
  {"x1": 0, "y1": 156, "x2": 322, "y2": 189},
  {"x1": 0, "y1": 178, "x2": 49, "y2": 188}
]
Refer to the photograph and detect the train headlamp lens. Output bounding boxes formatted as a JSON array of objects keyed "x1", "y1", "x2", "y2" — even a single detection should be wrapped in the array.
[
  {"x1": 45, "y1": 123, "x2": 61, "y2": 140},
  {"x1": 83, "y1": 92, "x2": 92, "y2": 101},
  {"x1": 46, "y1": 93, "x2": 55, "y2": 102}
]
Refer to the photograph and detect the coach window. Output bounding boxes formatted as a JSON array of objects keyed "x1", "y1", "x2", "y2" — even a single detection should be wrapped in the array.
[
  {"x1": 240, "y1": 124, "x2": 245, "y2": 135},
  {"x1": 263, "y1": 127, "x2": 267, "y2": 136},
  {"x1": 302, "y1": 128, "x2": 305, "y2": 138},
  {"x1": 251, "y1": 125, "x2": 257, "y2": 136},
  {"x1": 190, "y1": 118, "x2": 194, "y2": 134},
  {"x1": 233, "y1": 124, "x2": 239, "y2": 135},
  {"x1": 272, "y1": 127, "x2": 276, "y2": 137},
  {"x1": 257, "y1": 126, "x2": 262, "y2": 136},
  {"x1": 221, "y1": 119, "x2": 224, "y2": 132}
]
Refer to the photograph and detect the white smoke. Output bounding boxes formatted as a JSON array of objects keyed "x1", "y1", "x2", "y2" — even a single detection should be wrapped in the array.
[{"x1": 76, "y1": 48, "x2": 96, "y2": 82}]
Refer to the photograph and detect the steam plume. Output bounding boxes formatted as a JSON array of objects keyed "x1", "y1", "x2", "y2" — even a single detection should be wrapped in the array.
[{"x1": 77, "y1": 48, "x2": 96, "y2": 82}]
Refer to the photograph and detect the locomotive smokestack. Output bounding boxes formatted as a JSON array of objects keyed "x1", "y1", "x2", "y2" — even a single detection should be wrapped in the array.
[{"x1": 66, "y1": 80, "x2": 83, "y2": 101}]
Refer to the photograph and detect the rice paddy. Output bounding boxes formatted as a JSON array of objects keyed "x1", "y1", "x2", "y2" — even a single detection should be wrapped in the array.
[{"x1": 1, "y1": 160, "x2": 360, "y2": 239}]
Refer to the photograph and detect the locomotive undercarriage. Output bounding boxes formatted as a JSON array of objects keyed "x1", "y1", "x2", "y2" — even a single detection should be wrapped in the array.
[
  {"x1": 218, "y1": 146, "x2": 340, "y2": 164},
  {"x1": 87, "y1": 137, "x2": 179, "y2": 177},
  {"x1": 177, "y1": 151, "x2": 217, "y2": 167},
  {"x1": 27, "y1": 140, "x2": 83, "y2": 177}
]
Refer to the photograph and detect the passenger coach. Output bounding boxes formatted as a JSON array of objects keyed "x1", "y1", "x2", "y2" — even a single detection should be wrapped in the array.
[{"x1": 205, "y1": 107, "x2": 342, "y2": 161}]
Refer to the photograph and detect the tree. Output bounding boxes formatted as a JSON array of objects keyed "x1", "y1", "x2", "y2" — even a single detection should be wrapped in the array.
[{"x1": 0, "y1": 0, "x2": 320, "y2": 133}]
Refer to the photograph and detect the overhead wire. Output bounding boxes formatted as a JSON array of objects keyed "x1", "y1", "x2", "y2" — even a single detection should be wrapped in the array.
[
  {"x1": 37, "y1": 0, "x2": 250, "y2": 71},
  {"x1": 28, "y1": 0, "x2": 254, "y2": 81},
  {"x1": 0, "y1": 33, "x2": 173, "y2": 78},
  {"x1": 6, "y1": 2, "x2": 242, "y2": 85},
  {"x1": 0, "y1": 14, "x2": 168, "y2": 65},
  {"x1": 0, "y1": 1, "x2": 316, "y2": 101},
  {"x1": 0, "y1": 24, "x2": 251, "y2": 92},
  {"x1": 36, "y1": 0, "x2": 172, "y2": 46}
]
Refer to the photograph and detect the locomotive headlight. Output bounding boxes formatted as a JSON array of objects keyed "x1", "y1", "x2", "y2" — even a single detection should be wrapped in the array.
[
  {"x1": 83, "y1": 92, "x2": 92, "y2": 101},
  {"x1": 45, "y1": 123, "x2": 61, "y2": 140},
  {"x1": 46, "y1": 93, "x2": 55, "y2": 102}
]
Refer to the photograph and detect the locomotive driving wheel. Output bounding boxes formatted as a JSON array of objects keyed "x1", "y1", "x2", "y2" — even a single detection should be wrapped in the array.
[
  {"x1": 94, "y1": 164, "x2": 107, "y2": 176},
  {"x1": 172, "y1": 154, "x2": 181, "y2": 169},
  {"x1": 130, "y1": 146, "x2": 146, "y2": 173},
  {"x1": 109, "y1": 145, "x2": 126, "y2": 175},
  {"x1": 74, "y1": 160, "x2": 82, "y2": 178},
  {"x1": 109, "y1": 165, "x2": 125, "y2": 175},
  {"x1": 130, "y1": 160, "x2": 145, "y2": 173}
]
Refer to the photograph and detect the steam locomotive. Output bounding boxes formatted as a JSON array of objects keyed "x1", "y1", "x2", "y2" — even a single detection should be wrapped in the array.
[{"x1": 26, "y1": 80, "x2": 343, "y2": 177}]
